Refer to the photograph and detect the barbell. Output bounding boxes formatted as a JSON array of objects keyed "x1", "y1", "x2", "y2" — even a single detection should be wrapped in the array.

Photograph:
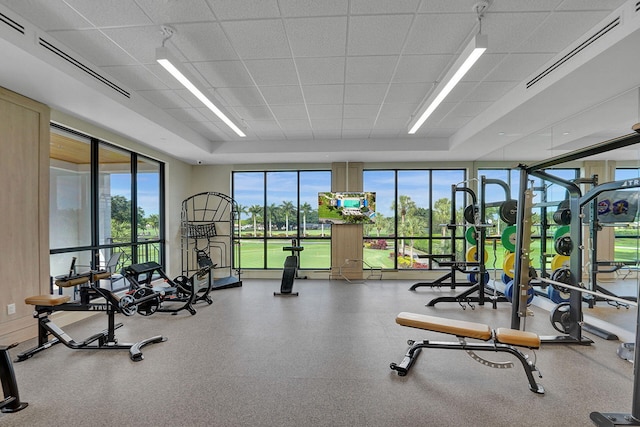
[{"x1": 539, "y1": 276, "x2": 638, "y2": 308}]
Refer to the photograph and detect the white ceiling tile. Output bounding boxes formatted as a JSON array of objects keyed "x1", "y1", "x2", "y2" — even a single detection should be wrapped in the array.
[
  {"x1": 404, "y1": 14, "x2": 477, "y2": 55},
  {"x1": 341, "y1": 129, "x2": 370, "y2": 138},
  {"x1": 448, "y1": 102, "x2": 494, "y2": 117},
  {"x1": 231, "y1": 105, "x2": 273, "y2": 120},
  {"x1": 136, "y1": 0, "x2": 216, "y2": 24},
  {"x1": 307, "y1": 104, "x2": 343, "y2": 120},
  {"x1": 374, "y1": 116, "x2": 409, "y2": 129},
  {"x1": 344, "y1": 84, "x2": 387, "y2": 104},
  {"x1": 488, "y1": 0, "x2": 563, "y2": 12},
  {"x1": 462, "y1": 53, "x2": 509, "y2": 82},
  {"x1": 343, "y1": 118, "x2": 374, "y2": 130},
  {"x1": 278, "y1": 0, "x2": 348, "y2": 17},
  {"x1": 285, "y1": 17, "x2": 347, "y2": 57},
  {"x1": 517, "y1": 11, "x2": 614, "y2": 53},
  {"x1": 194, "y1": 61, "x2": 254, "y2": 88},
  {"x1": 171, "y1": 22, "x2": 239, "y2": 61},
  {"x1": 346, "y1": 56, "x2": 398, "y2": 83},
  {"x1": 370, "y1": 129, "x2": 402, "y2": 138},
  {"x1": 437, "y1": 115, "x2": 473, "y2": 128},
  {"x1": 302, "y1": 85, "x2": 344, "y2": 104},
  {"x1": 244, "y1": 58, "x2": 298, "y2": 86},
  {"x1": 445, "y1": 81, "x2": 481, "y2": 102},
  {"x1": 64, "y1": 0, "x2": 152, "y2": 27},
  {"x1": 100, "y1": 26, "x2": 166, "y2": 65},
  {"x1": 1, "y1": 0, "x2": 91, "y2": 30},
  {"x1": 482, "y1": 53, "x2": 555, "y2": 82},
  {"x1": 351, "y1": 0, "x2": 420, "y2": 14},
  {"x1": 379, "y1": 103, "x2": 416, "y2": 119},
  {"x1": 348, "y1": 15, "x2": 413, "y2": 56},
  {"x1": 279, "y1": 119, "x2": 312, "y2": 131},
  {"x1": 296, "y1": 57, "x2": 345, "y2": 84},
  {"x1": 313, "y1": 130, "x2": 342, "y2": 139},
  {"x1": 555, "y1": 0, "x2": 626, "y2": 11},
  {"x1": 312, "y1": 118, "x2": 342, "y2": 130},
  {"x1": 222, "y1": 19, "x2": 289, "y2": 59},
  {"x1": 259, "y1": 85, "x2": 305, "y2": 104},
  {"x1": 215, "y1": 86, "x2": 265, "y2": 106},
  {"x1": 417, "y1": 0, "x2": 479, "y2": 13},
  {"x1": 270, "y1": 105, "x2": 309, "y2": 120},
  {"x1": 393, "y1": 54, "x2": 452, "y2": 83},
  {"x1": 481, "y1": 12, "x2": 549, "y2": 53},
  {"x1": 343, "y1": 104, "x2": 379, "y2": 119},
  {"x1": 245, "y1": 120, "x2": 281, "y2": 132},
  {"x1": 47, "y1": 29, "x2": 136, "y2": 66},
  {"x1": 207, "y1": 0, "x2": 280, "y2": 20},
  {"x1": 258, "y1": 129, "x2": 287, "y2": 140},
  {"x1": 187, "y1": 120, "x2": 228, "y2": 140},
  {"x1": 385, "y1": 83, "x2": 431, "y2": 104}
]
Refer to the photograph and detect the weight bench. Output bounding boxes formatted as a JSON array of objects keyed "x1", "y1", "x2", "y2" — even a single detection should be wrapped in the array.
[
  {"x1": 390, "y1": 312, "x2": 544, "y2": 394},
  {"x1": 17, "y1": 271, "x2": 166, "y2": 362}
]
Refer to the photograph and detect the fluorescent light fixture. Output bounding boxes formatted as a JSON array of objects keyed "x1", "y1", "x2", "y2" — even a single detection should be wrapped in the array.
[
  {"x1": 408, "y1": 34, "x2": 487, "y2": 135},
  {"x1": 156, "y1": 46, "x2": 246, "y2": 137}
]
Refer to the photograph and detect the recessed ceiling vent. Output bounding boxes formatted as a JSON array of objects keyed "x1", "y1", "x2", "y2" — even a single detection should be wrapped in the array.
[
  {"x1": 0, "y1": 11, "x2": 24, "y2": 34},
  {"x1": 526, "y1": 17, "x2": 620, "y2": 89},
  {"x1": 636, "y1": 1, "x2": 640, "y2": 12},
  {"x1": 38, "y1": 37, "x2": 131, "y2": 99}
]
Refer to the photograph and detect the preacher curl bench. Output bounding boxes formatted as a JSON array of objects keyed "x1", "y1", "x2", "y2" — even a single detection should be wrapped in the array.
[
  {"x1": 17, "y1": 270, "x2": 166, "y2": 363},
  {"x1": 390, "y1": 312, "x2": 544, "y2": 394}
]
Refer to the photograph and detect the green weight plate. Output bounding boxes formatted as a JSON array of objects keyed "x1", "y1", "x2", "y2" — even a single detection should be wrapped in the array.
[
  {"x1": 501, "y1": 225, "x2": 517, "y2": 252},
  {"x1": 553, "y1": 225, "x2": 570, "y2": 241},
  {"x1": 465, "y1": 227, "x2": 477, "y2": 245}
]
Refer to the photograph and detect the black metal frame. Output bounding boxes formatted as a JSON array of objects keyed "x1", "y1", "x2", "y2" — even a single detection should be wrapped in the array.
[
  {"x1": 16, "y1": 273, "x2": 166, "y2": 362},
  {"x1": 0, "y1": 343, "x2": 27, "y2": 413},
  {"x1": 390, "y1": 338, "x2": 544, "y2": 394}
]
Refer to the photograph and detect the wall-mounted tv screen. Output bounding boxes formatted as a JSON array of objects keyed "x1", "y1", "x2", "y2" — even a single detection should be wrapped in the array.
[{"x1": 318, "y1": 192, "x2": 376, "y2": 224}]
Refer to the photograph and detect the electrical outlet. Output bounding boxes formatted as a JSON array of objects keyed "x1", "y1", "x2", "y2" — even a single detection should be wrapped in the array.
[{"x1": 7, "y1": 303, "x2": 15, "y2": 315}]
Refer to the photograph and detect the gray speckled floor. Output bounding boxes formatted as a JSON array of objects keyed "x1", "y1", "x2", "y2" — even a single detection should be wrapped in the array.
[{"x1": 1, "y1": 279, "x2": 636, "y2": 427}]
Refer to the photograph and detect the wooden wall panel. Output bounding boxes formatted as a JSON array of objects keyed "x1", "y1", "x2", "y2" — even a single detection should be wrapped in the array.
[{"x1": 0, "y1": 87, "x2": 50, "y2": 341}]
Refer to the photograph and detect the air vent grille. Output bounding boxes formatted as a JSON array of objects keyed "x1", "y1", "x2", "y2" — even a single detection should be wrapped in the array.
[
  {"x1": 526, "y1": 17, "x2": 620, "y2": 89},
  {"x1": 636, "y1": 1, "x2": 640, "y2": 12},
  {"x1": 39, "y1": 37, "x2": 130, "y2": 99},
  {"x1": 0, "y1": 11, "x2": 24, "y2": 34}
]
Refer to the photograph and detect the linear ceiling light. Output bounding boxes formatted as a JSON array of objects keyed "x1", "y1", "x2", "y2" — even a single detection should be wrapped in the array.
[
  {"x1": 156, "y1": 46, "x2": 246, "y2": 137},
  {"x1": 408, "y1": 33, "x2": 487, "y2": 135}
]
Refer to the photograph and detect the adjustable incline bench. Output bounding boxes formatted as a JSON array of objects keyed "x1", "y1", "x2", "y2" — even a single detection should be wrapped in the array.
[{"x1": 390, "y1": 312, "x2": 544, "y2": 394}]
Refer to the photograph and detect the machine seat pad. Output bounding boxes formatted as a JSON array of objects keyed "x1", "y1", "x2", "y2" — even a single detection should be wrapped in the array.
[
  {"x1": 495, "y1": 328, "x2": 540, "y2": 348},
  {"x1": 25, "y1": 295, "x2": 71, "y2": 306},
  {"x1": 396, "y1": 312, "x2": 492, "y2": 341}
]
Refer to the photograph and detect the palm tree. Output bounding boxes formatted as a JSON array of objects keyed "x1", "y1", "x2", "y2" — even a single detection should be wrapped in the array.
[
  {"x1": 300, "y1": 202, "x2": 312, "y2": 236},
  {"x1": 267, "y1": 203, "x2": 278, "y2": 237},
  {"x1": 394, "y1": 195, "x2": 417, "y2": 256},
  {"x1": 236, "y1": 204, "x2": 247, "y2": 235},
  {"x1": 433, "y1": 198, "x2": 451, "y2": 237},
  {"x1": 248, "y1": 204, "x2": 262, "y2": 237},
  {"x1": 280, "y1": 200, "x2": 295, "y2": 237}
]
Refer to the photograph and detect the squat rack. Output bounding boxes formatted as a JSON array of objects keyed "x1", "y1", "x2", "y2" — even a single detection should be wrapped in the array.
[{"x1": 512, "y1": 124, "x2": 640, "y2": 425}]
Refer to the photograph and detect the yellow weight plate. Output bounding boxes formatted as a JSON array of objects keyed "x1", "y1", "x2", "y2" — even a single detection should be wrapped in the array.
[
  {"x1": 551, "y1": 254, "x2": 570, "y2": 271},
  {"x1": 503, "y1": 252, "x2": 515, "y2": 278},
  {"x1": 466, "y1": 246, "x2": 489, "y2": 263}
]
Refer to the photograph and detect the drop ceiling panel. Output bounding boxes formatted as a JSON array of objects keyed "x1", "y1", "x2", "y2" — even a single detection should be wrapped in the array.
[
  {"x1": 489, "y1": 0, "x2": 563, "y2": 12},
  {"x1": 307, "y1": 104, "x2": 343, "y2": 120},
  {"x1": 136, "y1": 0, "x2": 216, "y2": 24},
  {"x1": 296, "y1": 57, "x2": 345, "y2": 84},
  {"x1": 270, "y1": 105, "x2": 309, "y2": 120},
  {"x1": 343, "y1": 104, "x2": 380, "y2": 119},
  {"x1": 207, "y1": 0, "x2": 280, "y2": 20},
  {"x1": 385, "y1": 83, "x2": 431, "y2": 104},
  {"x1": 194, "y1": 61, "x2": 254, "y2": 88},
  {"x1": 346, "y1": 56, "x2": 398, "y2": 83},
  {"x1": 171, "y1": 22, "x2": 239, "y2": 61},
  {"x1": 285, "y1": 17, "x2": 347, "y2": 57},
  {"x1": 481, "y1": 53, "x2": 556, "y2": 82},
  {"x1": 1, "y1": 0, "x2": 90, "y2": 30},
  {"x1": 312, "y1": 118, "x2": 342, "y2": 130},
  {"x1": 64, "y1": 0, "x2": 152, "y2": 27},
  {"x1": 259, "y1": 85, "x2": 305, "y2": 105},
  {"x1": 221, "y1": 19, "x2": 289, "y2": 60},
  {"x1": 100, "y1": 26, "x2": 165, "y2": 65},
  {"x1": 215, "y1": 86, "x2": 265, "y2": 106},
  {"x1": 279, "y1": 119, "x2": 312, "y2": 131},
  {"x1": 302, "y1": 85, "x2": 344, "y2": 104},
  {"x1": 347, "y1": 15, "x2": 414, "y2": 56},
  {"x1": 404, "y1": 14, "x2": 477, "y2": 55},
  {"x1": 278, "y1": 0, "x2": 348, "y2": 17},
  {"x1": 231, "y1": 105, "x2": 273, "y2": 121},
  {"x1": 344, "y1": 84, "x2": 387, "y2": 104},
  {"x1": 481, "y1": 12, "x2": 550, "y2": 53},
  {"x1": 244, "y1": 58, "x2": 298, "y2": 86},
  {"x1": 393, "y1": 54, "x2": 453, "y2": 83},
  {"x1": 556, "y1": 0, "x2": 627, "y2": 11},
  {"x1": 417, "y1": 0, "x2": 482, "y2": 13},
  {"x1": 350, "y1": 0, "x2": 420, "y2": 14}
]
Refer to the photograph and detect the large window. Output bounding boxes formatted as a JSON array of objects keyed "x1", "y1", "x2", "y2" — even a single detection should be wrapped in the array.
[
  {"x1": 49, "y1": 124, "x2": 164, "y2": 291},
  {"x1": 233, "y1": 170, "x2": 331, "y2": 270},
  {"x1": 614, "y1": 168, "x2": 640, "y2": 262},
  {"x1": 363, "y1": 169, "x2": 466, "y2": 269}
]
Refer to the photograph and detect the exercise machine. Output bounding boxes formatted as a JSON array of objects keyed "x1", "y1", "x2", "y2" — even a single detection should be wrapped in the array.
[
  {"x1": 0, "y1": 343, "x2": 27, "y2": 412},
  {"x1": 390, "y1": 312, "x2": 543, "y2": 394},
  {"x1": 17, "y1": 268, "x2": 166, "y2": 362},
  {"x1": 124, "y1": 261, "x2": 212, "y2": 315},
  {"x1": 274, "y1": 240, "x2": 304, "y2": 296}
]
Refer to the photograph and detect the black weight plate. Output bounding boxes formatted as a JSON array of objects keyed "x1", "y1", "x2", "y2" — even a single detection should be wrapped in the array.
[
  {"x1": 499, "y1": 200, "x2": 517, "y2": 225},
  {"x1": 463, "y1": 205, "x2": 478, "y2": 224},
  {"x1": 554, "y1": 235, "x2": 573, "y2": 256},
  {"x1": 553, "y1": 208, "x2": 571, "y2": 225}
]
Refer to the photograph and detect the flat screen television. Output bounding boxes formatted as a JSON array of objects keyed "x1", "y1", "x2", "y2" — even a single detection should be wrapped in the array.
[{"x1": 318, "y1": 192, "x2": 376, "y2": 224}]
